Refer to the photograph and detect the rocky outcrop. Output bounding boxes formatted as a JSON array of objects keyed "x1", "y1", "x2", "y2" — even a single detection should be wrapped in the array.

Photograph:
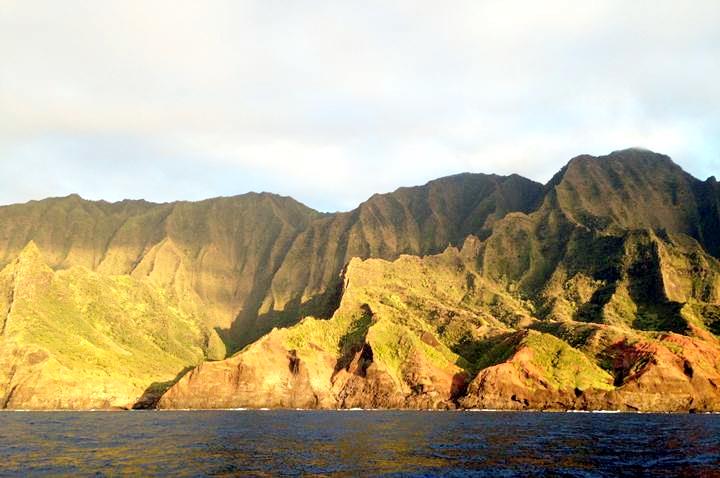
[
  {"x1": 160, "y1": 252, "x2": 476, "y2": 409},
  {"x1": 459, "y1": 330, "x2": 720, "y2": 412},
  {"x1": 159, "y1": 332, "x2": 337, "y2": 409}
]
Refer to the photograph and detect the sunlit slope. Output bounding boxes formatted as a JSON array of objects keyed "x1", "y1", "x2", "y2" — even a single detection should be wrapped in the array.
[
  {"x1": 160, "y1": 246, "x2": 494, "y2": 409},
  {"x1": 0, "y1": 242, "x2": 210, "y2": 409}
]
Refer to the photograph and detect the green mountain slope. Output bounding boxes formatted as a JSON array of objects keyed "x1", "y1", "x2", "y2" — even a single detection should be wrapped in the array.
[
  {"x1": 552, "y1": 149, "x2": 720, "y2": 254},
  {"x1": 161, "y1": 149, "x2": 720, "y2": 411},
  {"x1": 0, "y1": 242, "x2": 210, "y2": 409},
  {"x1": 161, "y1": 232, "x2": 720, "y2": 411},
  {"x1": 0, "y1": 193, "x2": 322, "y2": 350},
  {"x1": 251, "y1": 173, "x2": 543, "y2": 343},
  {"x1": 0, "y1": 174, "x2": 542, "y2": 351},
  {"x1": 2, "y1": 148, "x2": 720, "y2": 410}
]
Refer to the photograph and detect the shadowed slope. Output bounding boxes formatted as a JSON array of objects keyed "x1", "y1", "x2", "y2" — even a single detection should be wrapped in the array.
[
  {"x1": 250, "y1": 173, "x2": 543, "y2": 344},
  {"x1": 552, "y1": 149, "x2": 720, "y2": 255}
]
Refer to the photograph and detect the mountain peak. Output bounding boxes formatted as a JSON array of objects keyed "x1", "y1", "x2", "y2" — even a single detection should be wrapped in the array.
[
  {"x1": 609, "y1": 146, "x2": 659, "y2": 155},
  {"x1": 13, "y1": 242, "x2": 54, "y2": 278},
  {"x1": 566, "y1": 148, "x2": 674, "y2": 168},
  {"x1": 1, "y1": 241, "x2": 53, "y2": 297},
  {"x1": 16, "y1": 240, "x2": 43, "y2": 263}
]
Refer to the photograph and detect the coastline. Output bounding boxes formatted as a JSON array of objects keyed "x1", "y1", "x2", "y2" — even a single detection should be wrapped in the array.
[{"x1": 2, "y1": 406, "x2": 719, "y2": 414}]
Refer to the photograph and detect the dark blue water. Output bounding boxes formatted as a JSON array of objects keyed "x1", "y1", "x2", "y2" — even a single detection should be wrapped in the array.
[{"x1": 0, "y1": 411, "x2": 718, "y2": 477}]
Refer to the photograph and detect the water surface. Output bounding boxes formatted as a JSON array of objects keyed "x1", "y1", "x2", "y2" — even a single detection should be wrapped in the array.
[{"x1": 1, "y1": 410, "x2": 718, "y2": 477}]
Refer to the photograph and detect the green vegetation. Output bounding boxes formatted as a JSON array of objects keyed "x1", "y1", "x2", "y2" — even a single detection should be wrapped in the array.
[
  {"x1": 520, "y1": 331, "x2": 614, "y2": 391},
  {"x1": 2, "y1": 149, "x2": 720, "y2": 409},
  {"x1": 0, "y1": 243, "x2": 209, "y2": 407}
]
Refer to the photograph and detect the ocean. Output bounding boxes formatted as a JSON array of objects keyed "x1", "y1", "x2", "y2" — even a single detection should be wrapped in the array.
[{"x1": 1, "y1": 410, "x2": 718, "y2": 477}]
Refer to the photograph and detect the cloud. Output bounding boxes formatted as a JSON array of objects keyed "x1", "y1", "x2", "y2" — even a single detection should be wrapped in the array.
[{"x1": 1, "y1": 0, "x2": 719, "y2": 211}]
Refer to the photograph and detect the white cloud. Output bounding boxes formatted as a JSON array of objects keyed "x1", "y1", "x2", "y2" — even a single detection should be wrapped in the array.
[{"x1": 1, "y1": 0, "x2": 719, "y2": 210}]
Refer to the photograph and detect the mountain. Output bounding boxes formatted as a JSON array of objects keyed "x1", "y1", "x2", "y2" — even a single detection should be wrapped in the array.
[
  {"x1": 0, "y1": 175, "x2": 542, "y2": 348},
  {"x1": 2, "y1": 148, "x2": 719, "y2": 410},
  {"x1": 0, "y1": 242, "x2": 208, "y2": 409},
  {"x1": 160, "y1": 149, "x2": 720, "y2": 412},
  {"x1": 0, "y1": 192, "x2": 321, "y2": 349},
  {"x1": 250, "y1": 173, "x2": 543, "y2": 344},
  {"x1": 0, "y1": 172, "x2": 542, "y2": 408}
]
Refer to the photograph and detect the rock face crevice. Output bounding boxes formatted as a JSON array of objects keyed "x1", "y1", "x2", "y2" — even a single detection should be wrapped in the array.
[{"x1": 0, "y1": 275, "x2": 14, "y2": 337}]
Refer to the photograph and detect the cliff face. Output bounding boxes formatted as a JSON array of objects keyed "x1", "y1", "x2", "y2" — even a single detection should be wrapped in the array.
[
  {"x1": 0, "y1": 242, "x2": 208, "y2": 409},
  {"x1": 160, "y1": 233, "x2": 720, "y2": 412},
  {"x1": 0, "y1": 174, "x2": 542, "y2": 350},
  {"x1": 0, "y1": 173, "x2": 541, "y2": 408},
  {"x1": 161, "y1": 149, "x2": 720, "y2": 412},
  {"x1": 3, "y1": 148, "x2": 720, "y2": 410},
  {"x1": 0, "y1": 193, "x2": 321, "y2": 349}
]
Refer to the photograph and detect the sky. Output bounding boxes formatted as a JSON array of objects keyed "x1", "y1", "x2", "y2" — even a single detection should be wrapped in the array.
[{"x1": 1, "y1": 1, "x2": 719, "y2": 212}]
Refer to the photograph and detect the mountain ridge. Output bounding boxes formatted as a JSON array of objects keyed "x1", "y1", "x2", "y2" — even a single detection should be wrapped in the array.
[
  {"x1": 2, "y1": 148, "x2": 719, "y2": 410},
  {"x1": 0, "y1": 169, "x2": 543, "y2": 349},
  {"x1": 160, "y1": 149, "x2": 720, "y2": 411}
]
